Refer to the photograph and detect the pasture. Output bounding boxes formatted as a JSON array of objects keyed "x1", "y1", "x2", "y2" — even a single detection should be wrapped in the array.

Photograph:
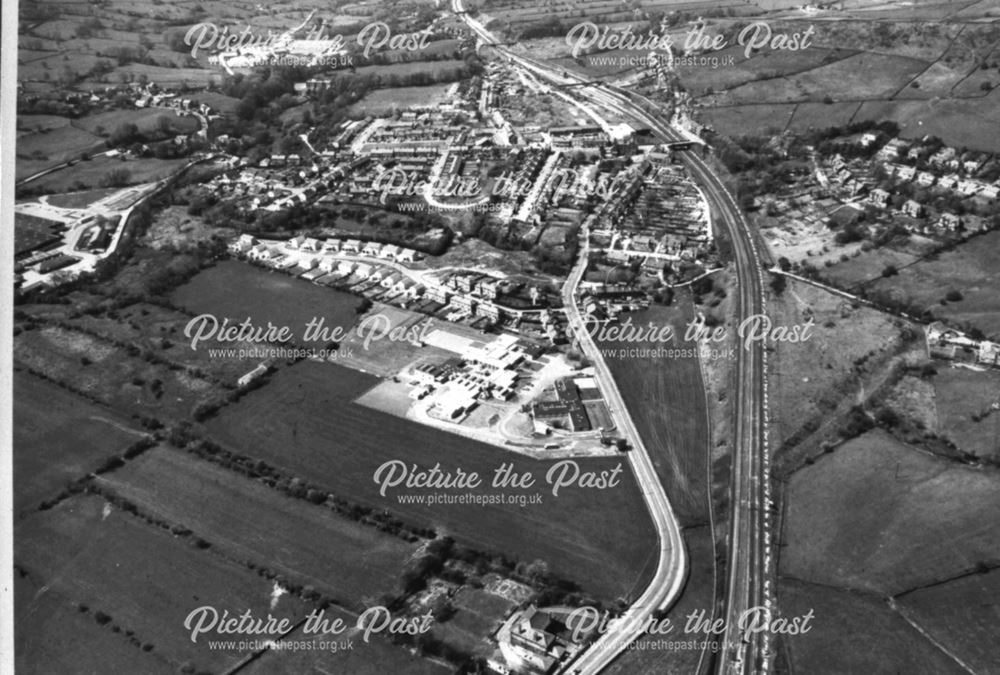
[
  {"x1": 13, "y1": 370, "x2": 145, "y2": 516},
  {"x1": 777, "y1": 578, "x2": 967, "y2": 675},
  {"x1": 15, "y1": 494, "x2": 311, "y2": 674},
  {"x1": 781, "y1": 429, "x2": 1000, "y2": 596},
  {"x1": 97, "y1": 446, "x2": 418, "y2": 610}
]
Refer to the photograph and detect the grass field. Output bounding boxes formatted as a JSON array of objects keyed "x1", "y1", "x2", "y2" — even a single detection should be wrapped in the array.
[
  {"x1": 709, "y1": 51, "x2": 926, "y2": 106},
  {"x1": 931, "y1": 367, "x2": 1000, "y2": 462},
  {"x1": 13, "y1": 370, "x2": 145, "y2": 517},
  {"x1": 15, "y1": 125, "x2": 105, "y2": 178},
  {"x1": 781, "y1": 429, "x2": 1000, "y2": 596},
  {"x1": 14, "y1": 323, "x2": 221, "y2": 422},
  {"x1": 171, "y1": 260, "x2": 364, "y2": 348},
  {"x1": 861, "y1": 230, "x2": 1000, "y2": 338},
  {"x1": 766, "y1": 279, "x2": 908, "y2": 454},
  {"x1": 16, "y1": 494, "x2": 311, "y2": 674},
  {"x1": 65, "y1": 301, "x2": 280, "y2": 384},
  {"x1": 205, "y1": 360, "x2": 658, "y2": 602},
  {"x1": 243, "y1": 606, "x2": 453, "y2": 675},
  {"x1": 853, "y1": 88, "x2": 1000, "y2": 153},
  {"x1": 785, "y1": 100, "x2": 863, "y2": 132},
  {"x1": 895, "y1": 567, "x2": 1000, "y2": 674},
  {"x1": 777, "y1": 578, "x2": 967, "y2": 675},
  {"x1": 349, "y1": 84, "x2": 454, "y2": 115},
  {"x1": 700, "y1": 104, "x2": 797, "y2": 136},
  {"x1": 820, "y1": 246, "x2": 921, "y2": 290},
  {"x1": 73, "y1": 108, "x2": 200, "y2": 138},
  {"x1": 15, "y1": 571, "x2": 177, "y2": 675},
  {"x1": 43, "y1": 187, "x2": 119, "y2": 208},
  {"x1": 14, "y1": 326, "x2": 216, "y2": 418},
  {"x1": 431, "y1": 586, "x2": 515, "y2": 657},
  {"x1": 28, "y1": 155, "x2": 189, "y2": 194},
  {"x1": 599, "y1": 301, "x2": 711, "y2": 527},
  {"x1": 97, "y1": 446, "x2": 418, "y2": 610}
]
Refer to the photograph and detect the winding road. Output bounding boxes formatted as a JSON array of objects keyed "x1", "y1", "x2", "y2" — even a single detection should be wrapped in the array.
[{"x1": 451, "y1": 5, "x2": 774, "y2": 674}]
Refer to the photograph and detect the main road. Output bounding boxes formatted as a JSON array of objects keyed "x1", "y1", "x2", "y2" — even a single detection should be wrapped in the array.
[
  {"x1": 451, "y1": 4, "x2": 692, "y2": 674},
  {"x1": 451, "y1": 5, "x2": 774, "y2": 674}
]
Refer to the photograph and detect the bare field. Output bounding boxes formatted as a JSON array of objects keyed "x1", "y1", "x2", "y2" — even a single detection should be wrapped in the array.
[
  {"x1": 781, "y1": 429, "x2": 1000, "y2": 596},
  {"x1": 205, "y1": 360, "x2": 658, "y2": 602},
  {"x1": 599, "y1": 301, "x2": 711, "y2": 526}
]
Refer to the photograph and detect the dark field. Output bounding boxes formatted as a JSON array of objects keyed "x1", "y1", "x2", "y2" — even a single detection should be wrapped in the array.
[
  {"x1": 15, "y1": 494, "x2": 310, "y2": 674},
  {"x1": 97, "y1": 446, "x2": 419, "y2": 611},
  {"x1": 13, "y1": 370, "x2": 145, "y2": 516},
  {"x1": 777, "y1": 578, "x2": 967, "y2": 675},
  {"x1": 171, "y1": 260, "x2": 364, "y2": 347},
  {"x1": 205, "y1": 360, "x2": 658, "y2": 602},
  {"x1": 15, "y1": 571, "x2": 177, "y2": 675},
  {"x1": 896, "y1": 567, "x2": 1000, "y2": 674}
]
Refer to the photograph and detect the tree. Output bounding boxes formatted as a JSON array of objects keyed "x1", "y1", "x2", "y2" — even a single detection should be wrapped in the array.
[
  {"x1": 770, "y1": 274, "x2": 787, "y2": 296},
  {"x1": 881, "y1": 264, "x2": 898, "y2": 278}
]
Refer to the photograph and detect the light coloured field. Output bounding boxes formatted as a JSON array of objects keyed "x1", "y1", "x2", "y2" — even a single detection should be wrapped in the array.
[
  {"x1": 853, "y1": 89, "x2": 1000, "y2": 153},
  {"x1": 931, "y1": 367, "x2": 1000, "y2": 462},
  {"x1": 349, "y1": 83, "x2": 454, "y2": 115},
  {"x1": 767, "y1": 278, "x2": 908, "y2": 451}
]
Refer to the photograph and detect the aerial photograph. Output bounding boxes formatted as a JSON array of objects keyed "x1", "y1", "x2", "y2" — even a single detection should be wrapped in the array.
[{"x1": 1, "y1": 0, "x2": 998, "y2": 672}]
